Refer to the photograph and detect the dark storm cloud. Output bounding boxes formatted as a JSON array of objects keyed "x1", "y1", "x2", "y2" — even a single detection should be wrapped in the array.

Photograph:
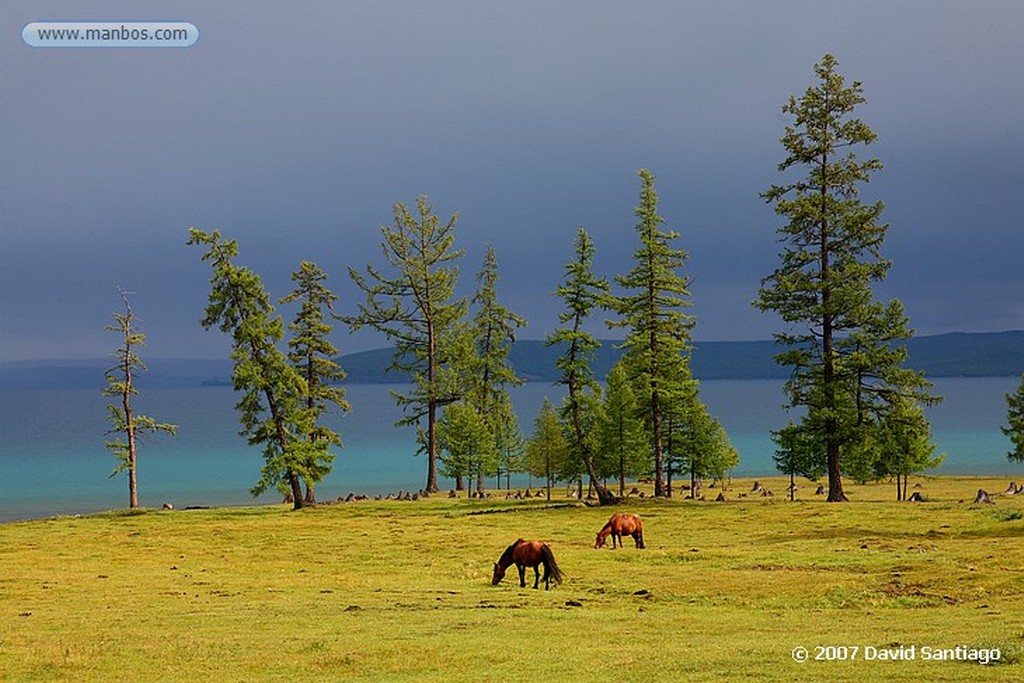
[{"x1": 1, "y1": 1, "x2": 1022, "y2": 360}]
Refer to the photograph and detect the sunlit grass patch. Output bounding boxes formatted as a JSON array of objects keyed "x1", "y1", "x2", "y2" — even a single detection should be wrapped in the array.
[{"x1": 1, "y1": 476, "x2": 1023, "y2": 680}]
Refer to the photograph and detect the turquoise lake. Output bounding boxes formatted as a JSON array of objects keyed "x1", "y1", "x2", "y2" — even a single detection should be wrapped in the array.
[{"x1": 1, "y1": 377, "x2": 1021, "y2": 522}]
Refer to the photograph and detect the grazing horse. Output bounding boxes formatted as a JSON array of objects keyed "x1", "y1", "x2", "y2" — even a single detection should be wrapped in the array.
[
  {"x1": 595, "y1": 513, "x2": 645, "y2": 549},
  {"x1": 491, "y1": 539, "x2": 564, "y2": 590}
]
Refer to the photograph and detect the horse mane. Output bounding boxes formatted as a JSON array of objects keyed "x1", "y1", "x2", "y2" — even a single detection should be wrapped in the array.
[{"x1": 498, "y1": 538, "x2": 524, "y2": 566}]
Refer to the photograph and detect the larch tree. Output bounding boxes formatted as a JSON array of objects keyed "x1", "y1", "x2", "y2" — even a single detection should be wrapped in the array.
[
  {"x1": 874, "y1": 393, "x2": 943, "y2": 500},
  {"x1": 102, "y1": 290, "x2": 177, "y2": 509},
  {"x1": 773, "y1": 421, "x2": 826, "y2": 501},
  {"x1": 610, "y1": 169, "x2": 696, "y2": 498},
  {"x1": 597, "y1": 361, "x2": 647, "y2": 497},
  {"x1": 280, "y1": 261, "x2": 349, "y2": 503},
  {"x1": 492, "y1": 392, "x2": 526, "y2": 491},
  {"x1": 1005, "y1": 374, "x2": 1024, "y2": 466},
  {"x1": 347, "y1": 196, "x2": 467, "y2": 493},
  {"x1": 526, "y1": 398, "x2": 567, "y2": 501},
  {"x1": 437, "y1": 401, "x2": 496, "y2": 496},
  {"x1": 755, "y1": 54, "x2": 937, "y2": 502},
  {"x1": 187, "y1": 228, "x2": 311, "y2": 509},
  {"x1": 547, "y1": 226, "x2": 618, "y2": 505},
  {"x1": 670, "y1": 380, "x2": 738, "y2": 496},
  {"x1": 467, "y1": 244, "x2": 526, "y2": 493}
]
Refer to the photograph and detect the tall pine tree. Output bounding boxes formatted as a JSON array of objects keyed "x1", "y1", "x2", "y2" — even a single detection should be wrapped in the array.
[
  {"x1": 103, "y1": 290, "x2": 177, "y2": 509},
  {"x1": 547, "y1": 227, "x2": 618, "y2": 505},
  {"x1": 467, "y1": 245, "x2": 526, "y2": 493},
  {"x1": 610, "y1": 169, "x2": 696, "y2": 498},
  {"x1": 755, "y1": 54, "x2": 938, "y2": 502},
  {"x1": 188, "y1": 228, "x2": 310, "y2": 509},
  {"x1": 280, "y1": 261, "x2": 348, "y2": 503},
  {"x1": 347, "y1": 196, "x2": 467, "y2": 493}
]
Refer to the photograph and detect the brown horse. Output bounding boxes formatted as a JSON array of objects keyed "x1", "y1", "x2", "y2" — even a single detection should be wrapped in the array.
[
  {"x1": 491, "y1": 539, "x2": 564, "y2": 590},
  {"x1": 595, "y1": 513, "x2": 645, "y2": 549}
]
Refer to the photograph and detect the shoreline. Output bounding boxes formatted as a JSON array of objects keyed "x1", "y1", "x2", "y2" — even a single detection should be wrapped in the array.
[{"x1": 4, "y1": 473, "x2": 1022, "y2": 527}]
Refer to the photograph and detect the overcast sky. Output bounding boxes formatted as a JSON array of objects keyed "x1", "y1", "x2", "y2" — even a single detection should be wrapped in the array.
[{"x1": 2, "y1": 1, "x2": 1022, "y2": 361}]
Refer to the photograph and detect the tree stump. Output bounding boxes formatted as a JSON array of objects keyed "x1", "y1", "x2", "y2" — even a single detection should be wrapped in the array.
[
  {"x1": 973, "y1": 489, "x2": 995, "y2": 505},
  {"x1": 907, "y1": 491, "x2": 925, "y2": 502}
]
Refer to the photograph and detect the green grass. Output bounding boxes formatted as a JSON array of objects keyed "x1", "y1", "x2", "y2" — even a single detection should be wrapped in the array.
[{"x1": 1, "y1": 476, "x2": 1023, "y2": 681}]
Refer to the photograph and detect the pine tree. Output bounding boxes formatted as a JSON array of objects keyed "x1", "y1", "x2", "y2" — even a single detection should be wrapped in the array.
[
  {"x1": 875, "y1": 394, "x2": 943, "y2": 500},
  {"x1": 280, "y1": 261, "x2": 349, "y2": 503},
  {"x1": 662, "y1": 374, "x2": 737, "y2": 496},
  {"x1": 610, "y1": 169, "x2": 696, "y2": 497},
  {"x1": 347, "y1": 196, "x2": 467, "y2": 493},
  {"x1": 755, "y1": 54, "x2": 938, "y2": 502},
  {"x1": 437, "y1": 401, "x2": 495, "y2": 496},
  {"x1": 187, "y1": 228, "x2": 309, "y2": 508},
  {"x1": 773, "y1": 421, "x2": 826, "y2": 501},
  {"x1": 526, "y1": 398, "x2": 567, "y2": 501},
  {"x1": 597, "y1": 361, "x2": 646, "y2": 496},
  {"x1": 467, "y1": 245, "x2": 526, "y2": 493},
  {"x1": 103, "y1": 290, "x2": 177, "y2": 509},
  {"x1": 547, "y1": 227, "x2": 618, "y2": 505},
  {"x1": 1002, "y1": 373, "x2": 1024, "y2": 464},
  {"x1": 492, "y1": 393, "x2": 526, "y2": 491}
]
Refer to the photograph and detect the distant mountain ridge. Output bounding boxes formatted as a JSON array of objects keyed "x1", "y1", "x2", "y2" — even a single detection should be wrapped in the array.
[
  {"x1": 343, "y1": 331, "x2": 1024, "y2": 383},
  {"x1": 2, "y1": 331, "x2": 1023, "y2": 390}
]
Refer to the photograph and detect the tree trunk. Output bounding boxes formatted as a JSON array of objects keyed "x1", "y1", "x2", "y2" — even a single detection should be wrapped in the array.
[
  {"x1": 567, "y1": 354, "x2": 618, "y2": 505},
  {"x1": 651, "y1": 389, "x2": 665, "y2": 497},
  {"x1": 618, "y1": 440, "x2": 626, "y2": 497},
  {"x1": 123, "y1": 356, "x2": 139, "y2": 509},
  {"x1": 820, "y1": 134, "x2": 847, "y2": 504},
  {"x1": 426, "y1": 399, "x2": 439, "y2": 493}
]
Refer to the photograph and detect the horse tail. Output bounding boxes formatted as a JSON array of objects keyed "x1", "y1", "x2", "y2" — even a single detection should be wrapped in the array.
[
  {"x1": 636, "y1": 518, "x2": 646, "y2": 549},
  {"x1": 541, "y1": 545, "x2": 564, "y2": 586}
]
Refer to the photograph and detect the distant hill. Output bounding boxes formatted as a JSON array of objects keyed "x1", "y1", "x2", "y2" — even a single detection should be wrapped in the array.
[
  {"x1": 2, "y1": 331, "x2": 1022, "y2": 389},
  {"x1": 0, "y1": 358, "x2": 235, "y2": 390},
  {"x1": 342, "y1": 332, "x2": 1024, "y2": 383}
]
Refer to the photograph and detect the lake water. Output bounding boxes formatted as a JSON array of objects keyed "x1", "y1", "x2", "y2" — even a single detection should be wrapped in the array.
[{"x1": 1, "y1": 377, "x2": 1021, "y2": 522}]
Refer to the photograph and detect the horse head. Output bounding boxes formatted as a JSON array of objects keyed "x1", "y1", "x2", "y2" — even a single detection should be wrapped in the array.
[
  {"x1": 594, "y1": 533, "x2": 606, "y2": 549},
  {"x1": 491, "y1": 562, "x2": 506, "y2": 585}
]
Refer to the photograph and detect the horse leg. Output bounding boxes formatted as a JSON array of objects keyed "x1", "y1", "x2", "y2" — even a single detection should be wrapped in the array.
[
  {"x1": 517, "y1": 563, "x2": 526, "y2": 588},
  {"x1": 533, "y1": 565, "x2": 541, "y2": 590}
]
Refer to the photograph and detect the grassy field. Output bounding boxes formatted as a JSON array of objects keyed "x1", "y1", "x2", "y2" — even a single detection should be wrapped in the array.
[{"x1": 1, "y1": 475, "x2": 1023, "y2": 682}]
